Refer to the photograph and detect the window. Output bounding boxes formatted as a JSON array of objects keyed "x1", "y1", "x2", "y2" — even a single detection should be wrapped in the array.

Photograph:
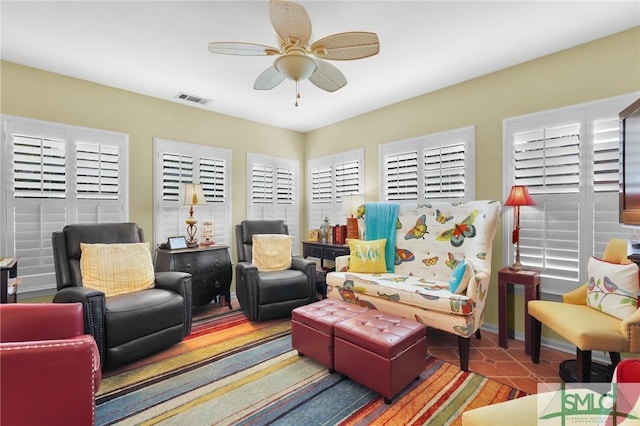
[
  {"x1": 379, "y1": 126, "x2": 475, "y2": 202},
  {"x1": 246, "y1": 153, "x2": 300, "y2": 252},
  {"x1": 0, "y1": 115, "x2": 128, "y2": 293},
  {"x1": 153, "y1": 138, "x2": 231, "y2": 247},
  {"x1": 307, "y1": 149, "x2": 364, "y2": 231},
  {"x1": 503, "y1": 93, "x2": 638, "y2": 295}
]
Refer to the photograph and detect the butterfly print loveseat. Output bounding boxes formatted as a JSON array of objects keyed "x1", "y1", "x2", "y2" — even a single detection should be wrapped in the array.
[{"x1": 325, "y1": 200, "x2": 502, "y2": 371}]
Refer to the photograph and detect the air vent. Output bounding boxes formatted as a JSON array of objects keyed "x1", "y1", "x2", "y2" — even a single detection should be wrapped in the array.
[{"x1": 175, "y1": 92, "x2": 212, "y2": 105}]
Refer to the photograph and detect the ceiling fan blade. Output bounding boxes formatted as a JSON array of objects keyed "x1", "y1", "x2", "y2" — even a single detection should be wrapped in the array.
[
  {"x1": 308, "y1": 59, "x2": 347, "y2": 92},
  {"x1": 269, "y1": 0, "x2": 312, "y2": 48},
  {"x1": 310, "y1": 32, "x2": 380, "y2": 60},
  {"x1": 254, "y1": 66, "x2": 286, "y2": 90},
  {"x1": 208, "y1": 42, "x2": 280, "y2": 56}
]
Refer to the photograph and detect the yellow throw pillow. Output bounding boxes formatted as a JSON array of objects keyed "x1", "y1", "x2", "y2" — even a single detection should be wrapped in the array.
[
  {"x1": 80, "y1": 242, "x2": 155, "y2": 298},
  {"x1": 252, "y1": 234, "x2": 293, "y2": 272},
  {"x1": 348, "y1": 238, "x2": 387, "y2": 273}
]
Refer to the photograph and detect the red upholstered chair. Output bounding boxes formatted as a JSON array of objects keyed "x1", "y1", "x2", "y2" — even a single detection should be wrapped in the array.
[{"x1": 0, "y1": 303, "x2": 101, "y2": 426}]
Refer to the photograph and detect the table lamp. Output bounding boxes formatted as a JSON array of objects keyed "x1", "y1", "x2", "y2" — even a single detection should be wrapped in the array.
[
  {"x1": 504, "y1": 185, "x2": 535, "y2": 271},
  {"x1": 342, "y1": 194, "x2": 364, "y2": 240},
  {"x1": 182, "y1": 183, "x2": 207, "y2": 248}
]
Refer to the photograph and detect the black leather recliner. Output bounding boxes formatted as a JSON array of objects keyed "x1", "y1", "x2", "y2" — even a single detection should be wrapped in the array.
[
  {"x1": 235, "y1": 220, "x2": 316, "y2": 321},
  {"x1": 52, "y1": 222, "x2": 192, "y2": 370}
]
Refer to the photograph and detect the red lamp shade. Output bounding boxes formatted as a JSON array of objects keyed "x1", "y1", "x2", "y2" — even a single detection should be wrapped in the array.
[{"x1": 504, "y1": 185, "x2": 535, "y2": 207}]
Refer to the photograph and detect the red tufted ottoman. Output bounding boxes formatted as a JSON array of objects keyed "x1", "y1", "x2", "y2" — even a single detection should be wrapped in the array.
[
  {"x1": 291, "y1": 299, "x2": 369, "y2": 371},
  {"x1": 333, "y1": 310, "x2": 427, "y2": 404}
]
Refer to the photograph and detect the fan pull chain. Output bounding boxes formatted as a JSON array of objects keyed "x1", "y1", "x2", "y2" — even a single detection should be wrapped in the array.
[{"x1": 295, "y1": 80, "x2": 301, "y2": 107}]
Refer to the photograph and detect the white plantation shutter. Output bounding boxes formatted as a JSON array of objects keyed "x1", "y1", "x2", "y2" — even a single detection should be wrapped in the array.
[
  {"x1": 335, "y1": 160, "x2": 360, "y2": 200},
  {"x1": 504, "y1": 94, "x2": 636, "y2": 295},
  {"x1": 200, "y1": 157, "x2": 226, "y2": 201},
  {"x1": 311, "y1": 165, "x2": 332, "y2": 204},
  {"x1": 156, "y1": 152, "x2": 194, "y2": 243},
  {"x1": 591, "y1": 115, "x2": 630, "y2": 253},
  {"x1": 276, "y1": 167, "x2": 294, "y2": 205},
  {"x1": 380, "y1": 126, "x2": 475, "y2": 202},
  {"x1": 154, "y1": 138, "x2": 231, "y2": 247},
  {"x1": 514, "y1": 125, "x2": 582, "y2": 289},
  {"x1": 424, "y1": 143, "x2": 466, "y2": 199},
  {"x1": 161, "y1": 153, "x2": 194, "y2": 202},
  {"x1": 251, "y1": 164, "x2": 274, "y2": 204},
  {"x1": 308, "y1": 149, "x2": 364, "y2": 231},
  {"x1": 76, "y1": 142, "x2": 119, "y2": 200},
  {"x1": 75, "y1": 133, "x2": 125, "y2": 224},
  {"x1": 384, "y1": 151, "x2": 418, "y2": 201},
  {"x1": 246, "y1": 153, "x2": 299, "y2": 253},
  {"x1": 200, "y1": 157, "x2": 227, "y2": 243},
  {"x1": 13, "y1": 134, "x2": 66, "y2": 198},
  {"x1": 1, "y1": 116, "x2": 128, "y2": 293}
]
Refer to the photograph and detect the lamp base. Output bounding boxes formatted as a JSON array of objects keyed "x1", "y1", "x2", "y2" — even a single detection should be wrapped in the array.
[
  {"x1": 186, "y1": 221, "x2": 198, "y2": 248},
  {"x1": 346, "y1": 217, "x2": 359, "y2": 240},
  {"x1": 509, "y1": 261, "x2": 526, "y2": 271}
]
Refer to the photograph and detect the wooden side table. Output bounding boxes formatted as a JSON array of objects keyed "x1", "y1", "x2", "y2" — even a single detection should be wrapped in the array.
[{"x1": 498, "y1": 267, "x2": 540, "y2": 355}]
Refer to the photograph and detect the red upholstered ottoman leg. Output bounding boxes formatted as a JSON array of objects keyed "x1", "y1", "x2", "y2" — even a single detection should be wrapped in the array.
[{"x1": 333, "y1": 311, "x2": 427, "y2": 404}]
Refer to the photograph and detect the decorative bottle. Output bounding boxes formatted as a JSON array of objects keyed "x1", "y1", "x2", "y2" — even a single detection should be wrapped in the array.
[{"x1": 319, "y1": 216, "x2": 329, "y2": 243}]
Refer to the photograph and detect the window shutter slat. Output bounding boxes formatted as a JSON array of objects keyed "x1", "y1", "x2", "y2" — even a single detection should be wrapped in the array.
[
  {"x1": 423, "y1": 143, "x2": 465, "y2": 199},
  {"x1": 76, "y1": 141, "x2": 120, "y2": 200},
  {"x1": 13, "y1": 135, "x2": 66, "y2": 198},
  {"x1": 385, "y1": 150, "x2": 418, "y2": 200},
  {"x1": 276, "y1": 167, "x2": 294, "y2": 204},
  {"x1": 312, "y1": 165, "x2": 333, "y2": 204},
  {"x1": 200, "y1": 157, "x2": 226, "y2": 202},
  {"x1": 162, "y1": 153, "x2": 194, "y2": 201}
]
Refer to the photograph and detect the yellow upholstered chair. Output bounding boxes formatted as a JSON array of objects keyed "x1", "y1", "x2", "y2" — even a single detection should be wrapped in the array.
[{"x1": 528, "y1": 238, "x2": 640, "y2": 382}]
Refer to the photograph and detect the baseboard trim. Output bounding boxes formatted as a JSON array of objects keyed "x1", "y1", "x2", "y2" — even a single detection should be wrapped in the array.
[{"x1": 480, "y1": 323, "x2": 610, "y2": 364}]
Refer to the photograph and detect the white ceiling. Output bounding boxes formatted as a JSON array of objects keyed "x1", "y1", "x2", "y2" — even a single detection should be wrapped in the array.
[{"x1": 1, "y1": 1, "x2": 639, "y2": 133}]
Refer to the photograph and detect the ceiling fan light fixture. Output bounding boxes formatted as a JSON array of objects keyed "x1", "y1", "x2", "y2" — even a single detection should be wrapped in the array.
[{"x1": 274, "y1": 54, "x2": 318, "y2": 81}]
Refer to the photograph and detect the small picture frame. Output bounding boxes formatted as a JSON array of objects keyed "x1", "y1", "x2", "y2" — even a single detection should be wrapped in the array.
[
  {"x1": 308, "y1": 229, "x2": 320, "y2": 242},
  {"x1": 167, "y1": 236, "x2": 188, "y2": 250}
]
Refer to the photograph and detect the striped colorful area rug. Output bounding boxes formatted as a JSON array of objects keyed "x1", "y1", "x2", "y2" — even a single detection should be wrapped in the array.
[{"x1": 96, "y1": 310, "x2": 526, "y2": 425}]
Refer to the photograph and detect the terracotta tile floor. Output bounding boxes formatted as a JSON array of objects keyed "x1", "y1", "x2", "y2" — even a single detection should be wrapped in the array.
[{"x1": 427, "y1": 327, "x2": 574, "y2": 395}]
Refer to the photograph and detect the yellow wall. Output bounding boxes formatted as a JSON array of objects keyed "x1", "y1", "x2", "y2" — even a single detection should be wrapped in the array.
[{"x1": 2, "y1": 27, "x2": 639, "y2": 334}]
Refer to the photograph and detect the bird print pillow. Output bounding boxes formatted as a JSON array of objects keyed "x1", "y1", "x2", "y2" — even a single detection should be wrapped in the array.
[{"x1": 586, "y1": 256, "x2": 639, "y2": 320}]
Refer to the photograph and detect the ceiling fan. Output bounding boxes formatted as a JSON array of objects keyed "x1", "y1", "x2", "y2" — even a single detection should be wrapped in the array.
[{"x1": 208, "y1": 0, "x2": 380, "y2": 106}]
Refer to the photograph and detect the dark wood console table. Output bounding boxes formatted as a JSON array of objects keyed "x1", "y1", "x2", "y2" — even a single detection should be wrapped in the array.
[
  {"x1": 155, "y1": 245, "x2": 232, "y2": 308},
  {"x1": 302, "y1": 241, "x2": 350, "y2": 269},
  {"x1": 0, "y1": 257, "x2": 19, "y2": 304},
  {"x1": 627, "y1": 240, "x2": 640, "y2": 267}
]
